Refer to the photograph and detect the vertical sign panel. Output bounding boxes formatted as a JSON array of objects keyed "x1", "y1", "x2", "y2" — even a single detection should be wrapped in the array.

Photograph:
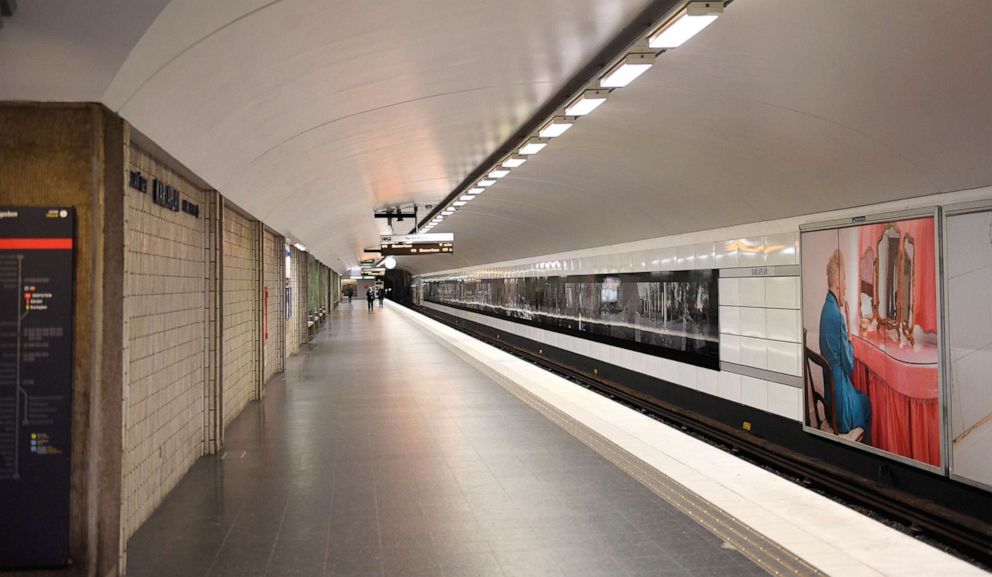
[{"x1": 0, "y1": 207, "x2": 74, "y2": 568}]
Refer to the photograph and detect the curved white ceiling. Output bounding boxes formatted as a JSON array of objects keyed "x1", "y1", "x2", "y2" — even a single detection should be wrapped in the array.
[
  {"x1": 2, "y1": 0, "x2": 991, "y2": 275},
  {"x1": 101, "y1": 0, "x2": 655, "y2": 272}
]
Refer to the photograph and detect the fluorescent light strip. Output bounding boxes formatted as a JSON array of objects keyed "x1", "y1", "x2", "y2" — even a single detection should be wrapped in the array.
[
  {"x1": 453, "y1": 201, "x2": 467, "y2": 207},
  {"x1": 518, "y1": 137, "x2": 549, "y2": 155},
  {"x1": 488, "y1": 168, "x2": 510, "y2": 179},
  {"x1": 565, "y1": 89, "x2": 610, "y2": 116},
  {"x1": 648, "y1": 1, "x2": 723, "y2": 49},
  {"x1": 600, "y1": 53, "x2": 655, "y2": 88},
  {"x1": 459, "y1": 195, "x2": 475, "y2": 202},
  {"x1": 476, "y1": 179, "x2": 496, "y2": 188},
  {"x1": 466, "y1": 187, "x2": 485, "y2": 195},
  {"x1": 502, "y1": 155, "x2": 527, "y2": 168},
  {"x1": 538, "y1": 116, "x2": 576, "y2": 138}
]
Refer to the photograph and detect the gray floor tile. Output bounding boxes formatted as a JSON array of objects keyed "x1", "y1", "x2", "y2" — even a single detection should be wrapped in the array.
[{"x1": 125, "y1": 303, "x2": 769, "y2": 577}]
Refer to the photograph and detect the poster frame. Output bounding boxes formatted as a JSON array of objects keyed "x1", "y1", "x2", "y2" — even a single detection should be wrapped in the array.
[
  {"x1": 941, "y1": 198, "x2": 992, "y2": 491},
  {"x1": 798, "y1": 206, "x2": 945, "y2": 474}
]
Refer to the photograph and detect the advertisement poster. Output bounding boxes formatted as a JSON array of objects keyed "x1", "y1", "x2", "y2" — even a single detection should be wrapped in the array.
[
  {"x1": 425, "y1": 270, "x2": 719, "y2": 369},
  {"x1": 944, "y1": 207, "x2": 992, "y2": 487},
  {"x1": 801, "y1": 214, "x2": 941, "y2": 467}
]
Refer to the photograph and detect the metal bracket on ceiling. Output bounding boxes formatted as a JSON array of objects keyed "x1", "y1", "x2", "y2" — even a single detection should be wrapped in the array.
[{"x1": 373, "y1": 204, "x2": 418, "y2": 228}]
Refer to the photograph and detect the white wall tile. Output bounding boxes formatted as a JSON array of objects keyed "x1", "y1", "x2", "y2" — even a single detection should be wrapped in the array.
[
  {"x1": 740, "y1": 376, "x2": 768, "y2": 411},
  {"x1": 717, "y1": 371, "x2": 742, "y2": 402},
  {"x1": 697, "y1": 369, "x2": 719, "y2": 396},
  {"x1": 677, "y1": 363, "x2": 697, "y2": 390},
  {"x1": 766, "y1": 309, "x2": 800, "y2": 342},
  {"x1": 765, "y1": 277, "x2": 799, "y2": 309},
  {"x1": 659, "y1": 358, "x2": 679, "y2": 383},
  {"x1": 648, "y1": 246, "x2": 677, "y2": 271},
  {"x1": 695, "y1": 242, "x2": 716, "y2": 269},
  {"x1": 739, "y1": 307, "x2": 766, "y2": 338},
  {"x1": 676, "y1": 244, "x2": 696, "y2": 269},
  {"x1": 738, "y1": 237, "x2": 765, "y2": 267},
  {"x1": 720, "y1": 335, "x2": 741, "y2": 364},
  {"x1": 739, "y1": 278, "x2": 766, "y2": 307},
  {"x1": 766, "y1": 340, "x2": 801, "y2": 376},
  {"x1": 764, "y1": 232, "x2": 799, "y2": 266},
  {"x1": 718, "y1": 277, "x2": 740, "y2": 306},
  {"x1": 739, "y1": 336, "x2": 768, "y2": 369},
  {"x1": 719, "y1": 306, "x2": 740, "y2": 335},
  {"x1": 767, "y1": 383, "x2": 801, "y2": 421},
  {"x1": 715, "y1": 239, "x2": 740, "y2": 268}
]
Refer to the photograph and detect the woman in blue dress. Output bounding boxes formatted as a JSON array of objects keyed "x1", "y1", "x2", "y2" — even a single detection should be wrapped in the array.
[{"x1": 818, "y1": 249, "x2": 872, "y2": 443}]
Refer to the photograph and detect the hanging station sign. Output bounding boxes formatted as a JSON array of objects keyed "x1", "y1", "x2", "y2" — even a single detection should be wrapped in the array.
[{"x1": 379, "y1": 232, "x2": 454, "y2": 256}]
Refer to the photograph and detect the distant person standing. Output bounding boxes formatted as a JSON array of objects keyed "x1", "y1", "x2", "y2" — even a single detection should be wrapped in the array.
[
  {"x1": 366, "y1": 287, "x2": 375, "y2": 311},
  {"x1": 377, "y1": 287, "x2": 385, "y2": 309}
]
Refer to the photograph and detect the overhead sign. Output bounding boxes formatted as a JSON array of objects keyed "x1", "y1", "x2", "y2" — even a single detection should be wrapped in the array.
[
  {"x1": 0, "y1": 207, "x2": 74, "y2": 569},
  {"x1": 361, "y1": 267, "x2": 385, "y2": 276},
  {"x1": 380, "y1": 232, "x2": 453, "y2": 244},
  {"x1": 380, "y1": 242, "x2": 453, "y2": 256}
]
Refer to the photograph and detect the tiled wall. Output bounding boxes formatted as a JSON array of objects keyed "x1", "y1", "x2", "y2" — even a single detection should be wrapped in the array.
[
  {"x1": 422, "y1": 232, "x2": 804, "y2": 421},
  {"x1": 222, "y1": 205, "x2": 259, "y2": 428},
  {"x1": 263, "y1": 229, "x2": 284, "y2": 383},
  {"x1": 121, "y1": 145, "x2": 207, "y2": 541}
]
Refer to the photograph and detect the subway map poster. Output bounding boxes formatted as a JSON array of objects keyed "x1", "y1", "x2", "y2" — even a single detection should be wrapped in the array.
[{"x1": 0, "y1": 207, "x2": 74, "y2": 568}]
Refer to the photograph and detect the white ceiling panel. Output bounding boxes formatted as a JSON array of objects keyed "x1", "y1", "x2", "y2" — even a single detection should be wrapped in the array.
[
  {"x1": 400, "y1": 0, "x2": 992, "y2": 274},
  {"x1": 105, "y1": 0, "x2": 655, "y2": 271},
  {"x1": 2, "y1": 0, "x2": 990, "y2": 276}
]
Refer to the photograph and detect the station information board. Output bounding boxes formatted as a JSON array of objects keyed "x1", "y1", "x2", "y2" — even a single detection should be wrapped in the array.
[
  {"x1": 0, "y1": 207, "x2": 74, "y2": 569},
  {"x1": 380, "y1": 242, "x2": 454, "y2": 256}
]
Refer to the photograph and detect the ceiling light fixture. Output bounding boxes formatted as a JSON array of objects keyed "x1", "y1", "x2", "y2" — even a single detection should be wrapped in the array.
[
  {"x1": 383, "y1": 256, "x2": 397, "y2": 269},
  {"x1": 488, "y1": 168, "x2": 510, "y2": 179},
  {"x1": 600, "y1": 53, "x2": 655, "y2": 87},
  {"x1": 465, "y1": 187, "x2": 485, "y2": 195},
  {"x1": 459, "y1": 195, "x2": 475, "y2": 202},
  {"x1": 477, "y1": 179, "x2": 496, "y2": 187},
  {"x1": 501, "y1": 155, "x2": 528, "y2": 168},
  {"x1": 538, "y1": 116, "x2": 576, "y2": 138},
  {"x1": 648, "y1": 1, "x2": 723, "y2": 49},
  {"x1": 564, "y1": 89, "x2": 610, "y2": 116},
  {"x1": 453, "y1": 201, "x2": 467, "y2": 207},
  {"x1": 293, "y1": 243, "x2": 307, "y2": 252},
  {"x1": 518, "y1": 137, "x2": 549, "y2": 155}
]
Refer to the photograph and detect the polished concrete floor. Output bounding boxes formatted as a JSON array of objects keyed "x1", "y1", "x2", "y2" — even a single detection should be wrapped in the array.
[{"x1": 126, "y1": 301, "x2": 769, "y2": 577}]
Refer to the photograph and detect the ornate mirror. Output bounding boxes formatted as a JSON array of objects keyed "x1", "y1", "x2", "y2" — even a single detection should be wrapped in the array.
[
  {"x1": 876, "y1": 224, "x2": 901, "y2": 326},
  {"x1": 898, "y1": 235, "x2": 915, "y2": 342},
  {"x1": 859, "y1": 247, "x2": 875, "y2": 321}
]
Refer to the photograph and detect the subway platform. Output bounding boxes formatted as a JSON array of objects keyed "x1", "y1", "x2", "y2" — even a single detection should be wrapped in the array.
[{"x1": 125, "y1": 301, "x2": 986, "y2": 577}]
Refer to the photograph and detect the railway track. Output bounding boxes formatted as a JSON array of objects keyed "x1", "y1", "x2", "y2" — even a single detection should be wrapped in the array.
[{"x1": 414, "y1": 305, "x2": 992, "y2": 566}]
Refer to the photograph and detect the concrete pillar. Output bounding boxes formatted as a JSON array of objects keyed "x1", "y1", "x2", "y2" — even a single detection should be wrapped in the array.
[{"x1": 0, "y1": 103, "x2": 126, "y2": 577}]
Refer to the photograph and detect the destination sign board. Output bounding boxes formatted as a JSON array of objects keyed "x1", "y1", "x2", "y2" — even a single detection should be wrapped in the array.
[
  {"x1": 380, "y1": 242, "x2": 453, "y2": 256},
  {"x1": 380, "y1": 232, "x2": 453, "y2": 244}
]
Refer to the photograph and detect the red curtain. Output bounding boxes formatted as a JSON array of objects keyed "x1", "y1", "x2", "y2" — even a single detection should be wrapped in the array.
[{"x1": 852, "y1": 358, "x2": 940, "y2": 466}]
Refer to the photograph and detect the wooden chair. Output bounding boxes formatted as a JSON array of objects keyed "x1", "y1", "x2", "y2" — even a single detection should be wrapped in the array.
[{"x1": 803, "y1": 329, "x2": 865, "y2": 442}]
